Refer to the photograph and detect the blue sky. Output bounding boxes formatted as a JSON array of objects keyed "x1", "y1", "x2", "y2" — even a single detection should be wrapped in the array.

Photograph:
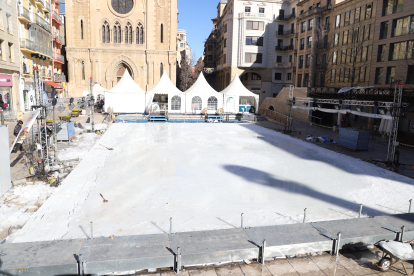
[{"x1": 178, "y1": 0, "x2": 218, "y2": 60}]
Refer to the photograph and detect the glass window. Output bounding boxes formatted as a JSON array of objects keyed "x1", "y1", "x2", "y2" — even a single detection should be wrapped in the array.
[
  {"x1": 335, "y1": 14, "x2": 341, "y2": 28},
  {"x1": 345, "y1": 11, "x2": 350, "y2": 25},
  {"x1": 191, "y1": 96, "x2": 202, "y2": 110},
  {"x1": 307, "y1": 36, "x2": 312, "y2": 46},
  {"x1": 301, "y1": 22, "x2": 306, "y2": 32},
  {"x1": 395, "y1": 0, "x2": 404, "y2": 13},
  {"x1": 274, "y1": 73, "x2": 282, "y2": 80},
  {"x1": 343, "y1": 30, "x2": 348, "y2": 45},
  {"x1": 394, "y1": 16, "x2": 410, "y2": 37},
  {"x1": 334, "y1": 33, "x2": 339, "y2": 46},
  {"x1": 375, "y1": 68, "x2": 383, "y2": 84},
  {"x1": 331, "y1": 69, "x2": 336, "y2": 82},
  {"x1": 362, "y1": 46, "x2": 368, "y2": 61},
  {"x1": 259, "y1": 8, "x2": 265, "y2": 13},
  {"x1": 299, "y1": 55, "x2": 303, "y2": 68},
  {"x1": 355, "y1": 7, "x2": 360, "y2": 22},
  {"x1": 408, "y1": 40, "x2": 414, "y2": 59},
  {"x1": 386, "y1": 66, "x2": 395, "y2": 84},
  {"x1": 353, "y1": 27, "x2": 359, "y2": 42},
  {"x1": 390, "y1": 41, "x2": 406, "y2": 60},
  {"x1": 360, "y1": 66, "x2": 366, "y2": 82},
  {"x1": 207, "y1": 96, "x2": 218, "y2": 110},
  {"x1": 364, "y1": 24, "x2": 371, "y2": 40},
  {"x1": 333, "y1": 51, "x2": 337, "y2": 64},
  {"x1": 365, "y1": 3, "x2": 372, "y2": 19},
  {"x1": 308, "y1": 19, "x2": 313, "y2": 30},
  {"x1": 112, "y1": 0, "x2": 134, "y2": 14},
  {"x1": 252, "y1": 73, "x2": 261, "y2": 80},
  {"x1": 171, "y1": 96, "x2": 181, "y2": 110},
  {"x1": 380, "y1": 21, "x2": 388, "y2": 39},
  {"x1": 245, "y1": 7, "x2": 251, "y2": 12},
  {"x1": 305, "y1": 54, "x2": 310, "y2": 67},
  {"x1": 287, "y1": 73, "x2": 292, "y2": 80},
  {"x1": 342, "y1": 50, "x2": 346, "y2": 63},
  {"x1": 378, "y1": 45, "x2": 386, "y2": 61}
]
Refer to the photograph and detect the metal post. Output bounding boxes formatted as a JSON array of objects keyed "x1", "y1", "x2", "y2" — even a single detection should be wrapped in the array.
[
  {"x1": 90, "y1": 222, "x2": 93, "y2": 239},
  {"x1": 358, "y1": 204, "x2": 363, "y2": 218},
  {"x1": 303, "y1": 208, "x2": 307, "y2": 223},
  {"x1": 170, "y1": 217, "x2": 172, "y2": 234},
  {"x1": 401, "y1": 226, "x2": 405, "y2": 242},
  {"x1": 78, "y1": 254, "x2": 83, "y2": 276},
  {"x1": 260, "y1": 239, "x2": 266, "y2": 266},
  {"x1": 387, "y1": 83, "x2": 403, "y2": 163},
  {"x1": 241, "y1": 213, "x2": 244, "y2": 228},
  {"x1": 89, "y1": 78, "x2": 95, "y2": 132},
  {"x1": 336, "y1": 232, "x2": 341, "y2": 257},
  {"x1": 175, "y1": 247, "x2": 181, "y2": 275},
  {"x1": 53, "y1": 105, "x2": 57, "y2": 168},
  {"x1": 409, "y1": 200, "x2": 412, "y2": 213},
  {"x1": 0, "y1": 112, "x2": 4, "y2": 125}
]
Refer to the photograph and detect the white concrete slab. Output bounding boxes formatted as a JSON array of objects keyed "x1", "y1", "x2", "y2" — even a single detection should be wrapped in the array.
[{"x1": 12, "y1": 124, "x2": 414, "y2": 243}]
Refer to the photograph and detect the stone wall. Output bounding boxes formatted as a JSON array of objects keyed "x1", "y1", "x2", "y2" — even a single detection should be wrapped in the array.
[{"x1": 259, "y1": 87, "x2": 309, "y2": 122}]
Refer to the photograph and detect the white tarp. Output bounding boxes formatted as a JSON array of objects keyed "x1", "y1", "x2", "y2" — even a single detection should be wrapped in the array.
[
  {"x1": 184, "y1": 73, "x2": 223, "y2": 114},
  {"x1": 293, "y1": 105, "x2": 392, "y2": 119},
  {"x1": 220, "y1": 74, "x2": 259, "y2": 114},
  {"x1": 9, "y1": 109, "x2": 40, "y2": 154},
  {"x1": 104, "y1": 70, "x2": 146, "y2": 113},
  {"x1": 0, "y1": 125, "x2": 11, "y2": 197},
  {"x1": 83, "y1": 84, "x2": 107, "y2": 103},
  {"x1": 338, "y1": 86, "x2": 374, "y2": 93},
  {"x1": 147, "y1": 72, "x2": 185, "y2": 113}
]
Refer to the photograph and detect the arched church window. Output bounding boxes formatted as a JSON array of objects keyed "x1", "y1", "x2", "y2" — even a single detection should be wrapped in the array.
[
  {"x1": 125, "y1": 23, "x2": 132, "y2": 44},
  {"x1": 160, "y1": 63, "x2": 163, "y2": 77},
  {"x1": 112, "y1": 0, "x2": 134, "y2": 14},
  {"x1": 102, "y1": 21, "x2": 109, "y2": 43},
  {"x1": 81, "y1": 20, "x2": 83, "y2": 40},
  {"x1": 106, "y1": 25, "x2": 110, "y2": 43},
  {"x1": 116, "y1": 63, "x2": 132, "y2": 82},
  {"x1": 136, "y1": 23, "x2": 144, "y2": 44},
  {"x1": 160, "y1": 24, "x2": 164, "y2": 43},
  {"x1": 114, "y1": 22, "x2": 121, "y2": 43}
]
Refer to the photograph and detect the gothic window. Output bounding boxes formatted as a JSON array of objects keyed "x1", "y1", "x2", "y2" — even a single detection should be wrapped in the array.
[
  {"x1": 136, "y1": 23, "x2": 144, "y2": 44},
  {"x1": 82, "y1": 61, "x2": 85, "y2": 80},
  {"x1": 114, "y1": 22, "x2": 121, "y2": 43},
  {"x1": 160, "y1": 24, "x2": 164, "y2": 43},
  {"x1": 160, "y1": 63, "x2": 163, "y2": 77},
  {"x1": 81, "y1": 20, "x2": 83, "y2": 39},
  {"x1": 102, "y1": 21, "x2": 109, "y2": 43},
  {"x1": 207, "y1": 96, "x2": 218, "y2": 110},
  {"x1": 191, "y1": 96, "x2": 202, "y2": 110},
  {"x1": 125, "y1": 23, "x2": 132, "y2": 44},
  {"x1": 112, "y1": 0, "x2": 134, "y2": 14},
  {"x1": 171, "y1": 96, "x2": 181, "y2": 110}
]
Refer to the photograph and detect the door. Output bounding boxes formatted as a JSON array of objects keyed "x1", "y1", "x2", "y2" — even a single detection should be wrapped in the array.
[
  {"x1": 226, "y1": 97, "x2": 236, "y2": 113},
  {"x1": 278, "y1": 25, "x2": 284, "y2": 35}
]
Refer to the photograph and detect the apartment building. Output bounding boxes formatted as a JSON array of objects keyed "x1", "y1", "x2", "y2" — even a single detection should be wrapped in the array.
[
  {"x1": 51, "y1": 0, "x2": 65, "y2": 92},
  {"x1": 177, "y1": 29, "x2": 191, "y2": 64},
  {"x1": 204, "y1": 0, "x2": 297, "y2": 103},
  {"x1": 204, "y1": 17, "x2": 218, "y2": 88},
  {"x1": 370, "y1": 0, "x2": 414, "y2": 88},
  {"x1": 18, "y1": 0, "x2": 54, "y2": 111},
  {"x1": 294, "y1": 0, "x2": 332, "y2": 88},
  {"x1": 323, "y1": 0, "x2": 376, "y2": 87},
  {"x1": 0, "y1": 0, "x2": 21, "y2": 113}
]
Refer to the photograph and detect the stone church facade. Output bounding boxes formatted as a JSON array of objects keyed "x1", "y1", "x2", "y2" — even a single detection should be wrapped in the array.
[{"x1": 65, "y1": 0, "x2": 178, "y2": 96}]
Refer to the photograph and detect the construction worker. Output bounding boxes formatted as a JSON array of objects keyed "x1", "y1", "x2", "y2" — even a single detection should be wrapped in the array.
[{"x1": 13, "y1": 120, "x2": 23, "y2": 136}]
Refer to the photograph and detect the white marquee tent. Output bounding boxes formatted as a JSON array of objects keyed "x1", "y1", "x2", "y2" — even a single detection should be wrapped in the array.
[
  {"x1": 83, "y1": 83, "x2": 107, "y2": 103},
  {"x1": 104, "y1": 70, "x2": 146, "y2": 113},
  {"x1": 184, "y1": 73, "x2": 223, "y2": 114},
  {"x1": 221, "y1": 74, "x2": 259, "y2": 114},
  {"x1": 146, "y1": 72, "x2": 185, "y2": 113}
]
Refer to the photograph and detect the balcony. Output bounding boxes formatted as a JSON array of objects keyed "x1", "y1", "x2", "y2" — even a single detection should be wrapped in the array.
[
  {"x1": 277, "y1": 29, "x2": 295, "y2": 36},
  {"x1": 36, "y1": 0, "x2": 45, "y2": 9},
  {"x1": 275, "y1": 14, "x2": 296, "y2": 21},
  {"x1": 306, "y1": 43, "x2": 312, "y2": 49},
  {"x1": 274, "y1": 62, "x2": 293, "y2": 69},
  {"x1": 55, "y1": 52, "x2": 65, "y2": 63},
  {"x1": 275, "y1": 45, "x2": 294, "y2": 51},
  {"x1": 36, "y1": 16, "x2": 52, "y2": 33},
  {"x1": 54, "y1": 73, "x2": 66, "y2": 82},
  {"x1": 298, "y1": 5, "x2": 331, "y2": 20},
  {"x1": 47, "y1": 70, "x2": 52, "y2": 78},
  {"x1": 53, "y1": 33, "x2": 64, "y2": 44},
  {"x1": 240, "y1": 12, "x2": 268, "y2": 19},
  {"x1": 52, "y1": 11, "x2": 62, "y2": 25},
  {"x1": 20, "y1": 38, "x2": 37, "y2": 52},
  {"x1": 18, "y1": 6, "x2": 31, "y2": 23},
  {"x1": 45, "y1": 1, "x2": 50, "y2": 12}
]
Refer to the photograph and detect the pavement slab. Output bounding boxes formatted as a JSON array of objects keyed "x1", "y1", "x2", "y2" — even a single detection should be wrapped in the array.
[
  {"x1": 287, "y1": 257, "x2": 326, "y2": 275},
  {"x1": 239, "y1": 263, "x2": 273, "y2": 276},
  {"x1": 215, "y1": 266, "x2": 245, "y2": 276},
  {"x1": 266, "y1": 260, "x2": 299, "y2": 276},
  {"x1": 188, "y1": 268, "x2": 219, "y2": 276}
]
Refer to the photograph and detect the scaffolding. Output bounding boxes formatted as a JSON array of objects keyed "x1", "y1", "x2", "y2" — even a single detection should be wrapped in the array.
[{"x1": 387, "y1": 83, "x2": 404, "y2": 164}]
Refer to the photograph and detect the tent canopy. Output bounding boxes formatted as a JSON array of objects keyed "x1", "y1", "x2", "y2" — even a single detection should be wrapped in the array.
[
  {"x1": 221, "y1": 74, "x2": 259, "y2": 98},
  {"x1": 221, "y1": 74, "x2": 259, "y2": 114},
  {"x1": 107, "y1": 70, "x2": 145, "y2": 94},
  {"x1": 92, "y1": 83, "x2": 107, "y2": 93},
  {"x1": 148, "y1": 71, "x2": 183, "y2": 96},
  {"x1": 184, "y1": 73, "x2": 219, "y2": 95}
]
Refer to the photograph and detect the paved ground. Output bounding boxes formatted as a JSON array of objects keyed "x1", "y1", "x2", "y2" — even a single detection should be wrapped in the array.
[
  {"x1": 256, "y1": 119, "x2": 414, "y2": 179},
  {"x1": 4, "y1": 108, "x2": 106, "y2": 180},
  {"x1": 153, "y1": 249, "x2": 408, "y2": 276}
]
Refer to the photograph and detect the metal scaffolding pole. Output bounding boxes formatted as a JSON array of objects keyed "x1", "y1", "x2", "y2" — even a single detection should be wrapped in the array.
[
  {"x1": 285, "y1": 85, "x2": 294, "y2": 133},
  {"x1": 387, "y1": 83, "x2": 404, "y2": 164},
  {"x1": 89, "y1": 78, "x2": 95, "y2": 132}
]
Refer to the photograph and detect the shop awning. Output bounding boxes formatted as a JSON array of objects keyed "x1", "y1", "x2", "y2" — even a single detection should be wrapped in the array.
[{"x1": 43, "y1": 80, "x2": 63, "y2": 89}]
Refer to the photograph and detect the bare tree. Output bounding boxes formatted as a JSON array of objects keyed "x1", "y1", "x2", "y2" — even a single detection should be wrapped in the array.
[{"x1": 179, "y1": 52, "x2": 198, "y2": 91}]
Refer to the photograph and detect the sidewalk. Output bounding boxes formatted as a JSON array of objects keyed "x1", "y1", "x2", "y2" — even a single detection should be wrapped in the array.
[
  {"x1": 5, "y1": 109, "x2": 106, "y2": 180},
  {"x1": 256, "y1": 119, "x2": 414, "y2": 179}
]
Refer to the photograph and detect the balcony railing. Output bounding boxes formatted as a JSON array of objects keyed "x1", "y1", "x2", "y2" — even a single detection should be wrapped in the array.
[
  {"x1": 20, "y1": 38, "x2": 37, "y2": 51},
  {"x1": 55, "y1": 52, "x2": 65, "y2": 62},
  {"x1": 275, "y1": 14, "x2": 296, "y2": 21},
  {"x1": 277, "y1": 29, "x2": 295, "y2": 36},
  {"x1": 299, "y1": 5, "x2": 330, "y2": 19},
  {"x1": 306, "y1": 43, "x2": 312, "y2": 49},
  {"x1": 36, "y1": 15, "x2": 51, "y2": 33},
  {"x1": 36, "y1": 0, "x2": 45, "y2": 8},
  {"x1": 47, "y1": 70, "x2": 52, "y2": 77},
  {"x1": 18, "y1": 6, "x2": 31, "y2": 21},
  {"x1": 54, "y1": 73, "x2": 66, "y2": 82},
  {"x1": 241, "y1": 12, "x2": 267, "y2": 18},
  {"x1": 52, "y1": 11, "x2": 62, "y2": 25},
  {"x1": 275, "y1": 45, "x2": 294, "y2": 51},
  {"x1": 274, "y1": 62, "x2": 293, "y2": 69},
  {"x1": 45, "y1": 1, "x2": 50, "y2": 11}
]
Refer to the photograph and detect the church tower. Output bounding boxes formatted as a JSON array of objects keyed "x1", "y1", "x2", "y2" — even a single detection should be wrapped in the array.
[{"x1": 65, "y1": 0, "x2": 178, "y2": 96}]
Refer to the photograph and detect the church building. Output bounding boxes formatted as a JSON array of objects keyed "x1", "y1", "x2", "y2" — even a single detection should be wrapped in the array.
[{"x1": 65, "y1": 0, "x2": 178, "y2": 96}]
